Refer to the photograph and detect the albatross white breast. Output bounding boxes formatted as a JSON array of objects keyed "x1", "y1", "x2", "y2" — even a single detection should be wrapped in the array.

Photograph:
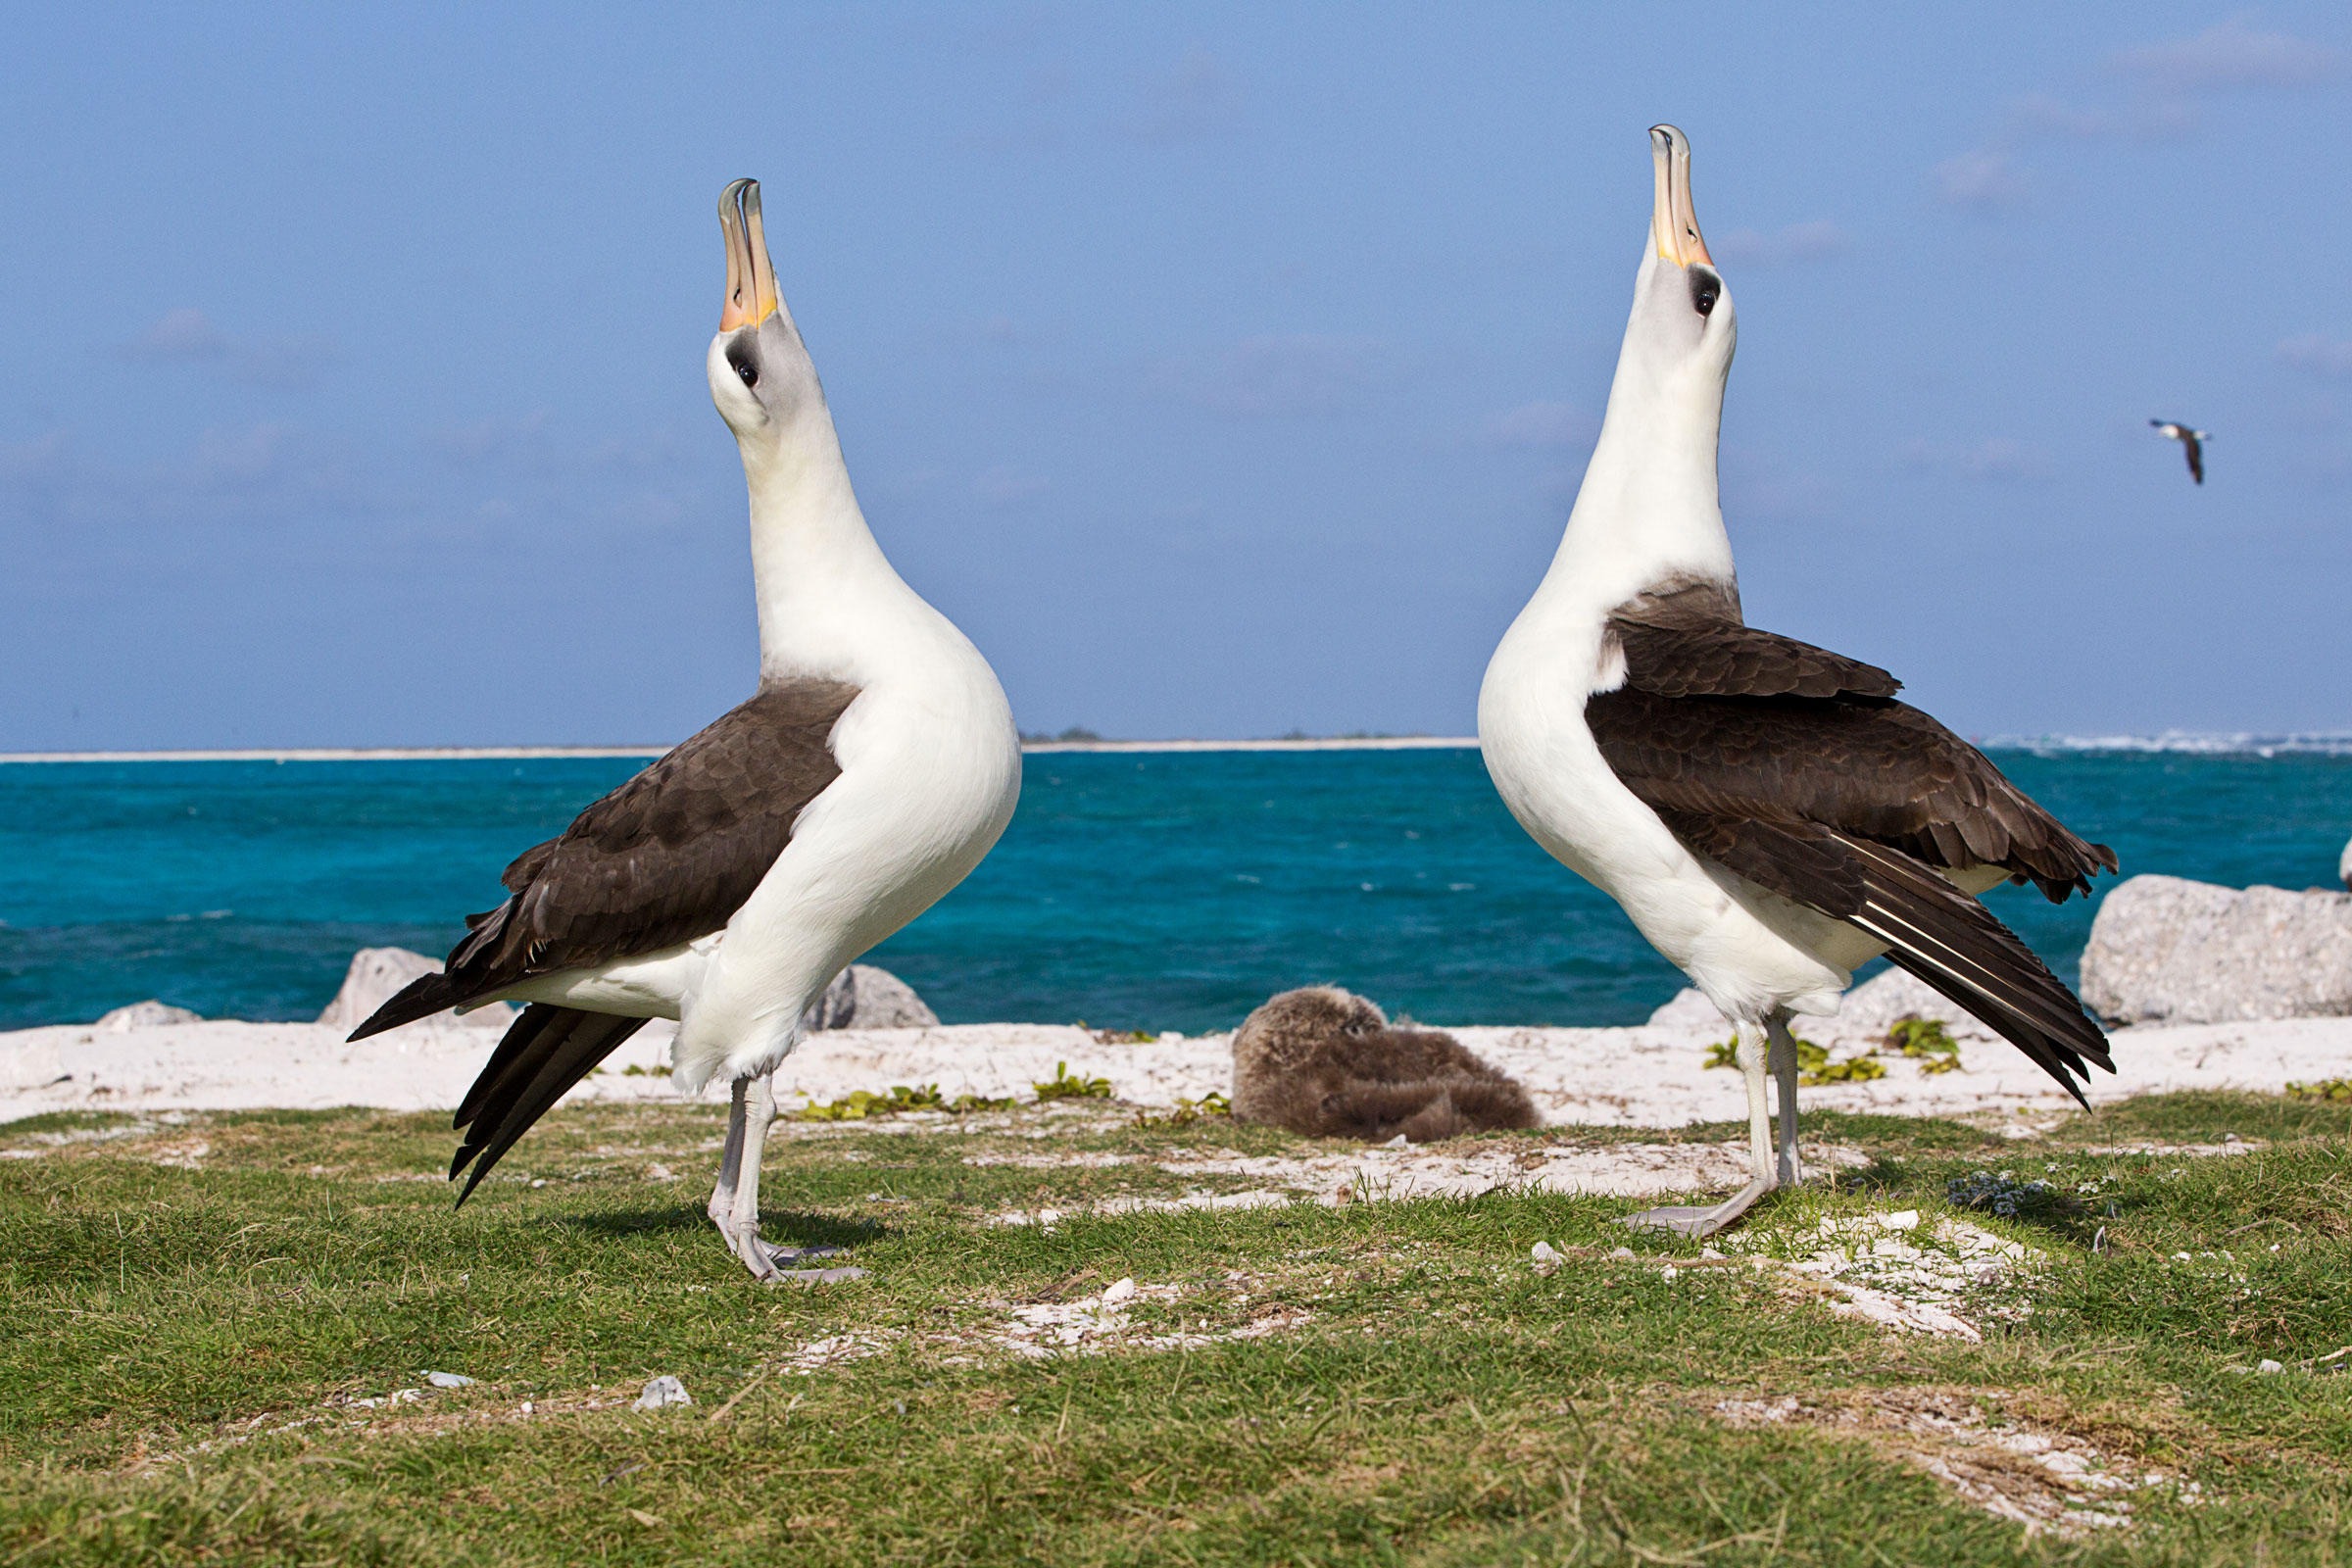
[
  {"x1": 349, "y1": 180, "x2": 1020, "y2": 1280},
  {"x1": 1478, "y1": 126, "x2": 2117, "y2": 1237}
]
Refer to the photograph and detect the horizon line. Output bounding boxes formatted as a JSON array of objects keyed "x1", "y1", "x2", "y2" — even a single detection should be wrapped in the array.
[
  {"x1": 0, "y1": 737, "x2": 1486, "y2": 764},
  {"x1": 5, "y1": 729, "x2": 2350, "y2": 764}
]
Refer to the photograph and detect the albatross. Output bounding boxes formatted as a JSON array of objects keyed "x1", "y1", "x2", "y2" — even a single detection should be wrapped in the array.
[
  {"x1": 350, "y1": 179, "x2": 1021, "y2": 1280},
  {"x1": 1478, "y1": 126, "x2": 2118, "y2": 1237},
  {"x1": 2149, "y1": 420, "x2": 2208, "y2": 485}
]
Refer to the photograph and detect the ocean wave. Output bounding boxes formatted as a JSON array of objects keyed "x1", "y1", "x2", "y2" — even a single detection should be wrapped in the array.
[{"x1": 1988, "y1": 731, "x2": 2352, "y2": 759}]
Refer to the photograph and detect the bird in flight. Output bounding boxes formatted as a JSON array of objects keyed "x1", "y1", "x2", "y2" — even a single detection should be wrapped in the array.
[{"x1": 2150, "y1": 420, "x2": 2208, "y2": 485}]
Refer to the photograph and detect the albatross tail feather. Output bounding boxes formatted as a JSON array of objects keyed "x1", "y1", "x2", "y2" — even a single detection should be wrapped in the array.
[
  {"x1": 1837, "y1": 836, "x2": 2113, "y2": 1106},
  {"x1": 1657, "y1": 809, "x2": 2113, "y2": 1106},
  {"x1": 449, "y1": 1004, "x2": 651, "y2": 1204},
  {"x1": 345, "y1": 970, "x2": 472, "y2": 1041}
]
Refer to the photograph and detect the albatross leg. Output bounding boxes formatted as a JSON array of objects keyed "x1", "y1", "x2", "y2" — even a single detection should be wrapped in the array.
[
  {"x1": 1623, "y1": 1020, "x2": 1778, "y2": 1237},
  {"x1": 719, "y1": 1073, "x2": 853, "y2": 1282},
  {"x1": 1767, "y1": 1012, "x2": 1802, "y2": 1189},
  {"x1": 707, "y1": 1076, "x2": 750, "y2": 1228}
]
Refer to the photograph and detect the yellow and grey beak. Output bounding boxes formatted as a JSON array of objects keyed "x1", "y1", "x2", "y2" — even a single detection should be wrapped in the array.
[
  {"x1": 717, "y1": 177, "x2": 781, "y2": 333},
  {"x1": 1648, "y1": 124, "x2": 1713, "y2": 270}
]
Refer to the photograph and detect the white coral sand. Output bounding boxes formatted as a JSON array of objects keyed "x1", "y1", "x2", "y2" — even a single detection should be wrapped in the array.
[{"x1": 4, "y1": 964, "x2": 2348, "y2": 1127}]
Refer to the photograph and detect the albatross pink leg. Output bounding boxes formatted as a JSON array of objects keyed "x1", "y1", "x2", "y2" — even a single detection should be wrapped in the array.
[
  {"x1": 1623, "y1": 1020, "x2": 1779, "y2": 1237},
  {"x1": 1767, "y1": 1013, "x2": 1802, "y2": 1189},
  {"x1": 708, "y1": 1076, "x2": 750, "y2": 1227},
  {"x1": 720, "y1": 1073, "x2": 860, "y2": 1285}
]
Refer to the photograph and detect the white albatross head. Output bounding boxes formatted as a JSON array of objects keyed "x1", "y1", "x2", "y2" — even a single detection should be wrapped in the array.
[
  {"x1": 707, "y1": 179, "x2": 835, "y2": 477},
  {"x1": 1622, "y1": 124, "x2": 1737, "y2": 397},
  {"x1": 1548, "y1": 124, "x2": 1740, "y2": 605}
]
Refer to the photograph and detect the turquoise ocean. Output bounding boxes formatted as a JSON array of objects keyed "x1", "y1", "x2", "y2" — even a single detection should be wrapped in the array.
[{"x1": 2, "y1": 746, "x2": 2347, "y2": 1035}]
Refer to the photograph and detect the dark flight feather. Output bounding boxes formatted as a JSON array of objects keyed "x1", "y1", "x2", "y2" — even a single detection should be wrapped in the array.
[
  {"x1": 448, "y1": 1005, "x2": 652, "y2": 1202},
  {"x1": 1587, "y1": 607, "x2": 2117, "y2": 1102},
  {"x1": 348, "y1": 679, "x2": 858, "y2": 1041}
]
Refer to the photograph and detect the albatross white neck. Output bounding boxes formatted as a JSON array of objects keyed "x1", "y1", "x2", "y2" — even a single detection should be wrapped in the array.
[
  {"x1": 736, "y1": 398, "x2": 908, "y2": 681},
  {"x1": 1536, "y1": 246, "x2": 1740, "y2": 617}
]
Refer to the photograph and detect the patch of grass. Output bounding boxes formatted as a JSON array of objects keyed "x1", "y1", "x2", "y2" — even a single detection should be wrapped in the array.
[{"x1": 1, "y1": 1092, "x2": 2348, "y2": 1564}]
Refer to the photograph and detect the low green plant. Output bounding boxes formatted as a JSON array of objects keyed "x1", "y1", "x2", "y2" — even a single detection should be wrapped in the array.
[
  {"x1": 2286, "y1": 1078, "x2": 2352, "y2": 1102},
  {"x1": 791, "y1": 1084, "x2": 1018, "y2": 1121},
  {"x1": 1135, "y1": 1091, "x2": 1232, "y2": 1128},
  {"x1": 1095, "y1": 1027, "x2": 1157, "y2": 1044},
  {"x1": 1886, "y1": 1013, "x2": 1963, "y2": 1075},
  {"x1": 1700, "y1": 1035, "x2": 1884, "y2": 1084},
  {"x1": 1032, "y1": 1061, "x2": 1113, "y2": 1102}
]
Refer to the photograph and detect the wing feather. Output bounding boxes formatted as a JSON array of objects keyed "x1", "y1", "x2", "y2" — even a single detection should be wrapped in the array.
[{"x1": 349, "y1": 679, "x2": 858, "y2": 1040}]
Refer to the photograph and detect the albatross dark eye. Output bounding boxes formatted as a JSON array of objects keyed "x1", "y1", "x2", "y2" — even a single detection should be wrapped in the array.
[
  {"x1": 1690, "y1": 270, "x2": 1720, "y2": 317},
  {"x1": 726, "y1": 345, "x2": 760, "y2": 388}
]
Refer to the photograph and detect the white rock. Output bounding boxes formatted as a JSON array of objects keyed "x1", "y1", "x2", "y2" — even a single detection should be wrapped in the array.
[
  {"x1": 1531, "y1": 1242, "x2": 1565, "y2": 1275},
  {"x1": 2259, "y1": 1359, "x2": 2284, "y2": 1375},
  {"x1": 634, "y1": 1375, "x2": 692, "y2": 1410},
  {"x1": 314, "y1": 948, "x2": 514, "y2": 1033},
  {"x1": 800, "y1": 965, "x2": 940, "y2": 1031},
  {"x1": 1818, "y1": 969, "x2": 1998, "y2": 1043},
  {"x1": 94, "y1": 1001, "x2": 202, "y2": 1032},
  {"x1": 422, "y1": 1370, "x2": 475, "y2": 1389},
  {"x1": 2081, "y1": 875, "x2": 2352, "y2": 1025}
]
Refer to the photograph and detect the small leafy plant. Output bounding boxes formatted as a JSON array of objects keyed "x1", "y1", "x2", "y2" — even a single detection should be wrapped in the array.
[
  {"x1": 2286, "y1": 1078, "x2": 2352, "y2": 1102},
  {"x1": 1135, "y1": 1091, "x2": 1232, "y2": 1128},
  {"x1": 1886, "y1": 1014, "x2": 1963, "y2": 1075},
  {"x1": 791, "y1": 1084, "x2": 1015, "y2": 1121},
  {"x1": 1701, "y1": 1035, "x2": 1885, "y2": 1084},
  {"x1": 1033, "y1": 1061, "x2": 1114, "y2": 1102}
]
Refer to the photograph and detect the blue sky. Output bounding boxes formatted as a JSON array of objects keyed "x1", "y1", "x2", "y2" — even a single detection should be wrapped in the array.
[{"x1": 4, "y1": 3, "x2": 2348, "y2": 749}]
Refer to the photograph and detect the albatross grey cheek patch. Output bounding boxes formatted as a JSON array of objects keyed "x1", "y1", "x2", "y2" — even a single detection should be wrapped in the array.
[{"x1": 725, "y1": 340, "x2": 760, "y2": 388}]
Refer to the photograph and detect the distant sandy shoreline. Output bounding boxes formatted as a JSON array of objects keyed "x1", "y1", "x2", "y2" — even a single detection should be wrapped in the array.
[
  {"x1": 0, "y1": 738, "x2": 1481, "y2": 763},
  {"x1": 8, "y1": 733, "x2": 2348, "y2": 763}
]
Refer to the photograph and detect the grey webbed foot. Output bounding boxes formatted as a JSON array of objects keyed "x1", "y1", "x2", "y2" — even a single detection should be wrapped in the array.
[{"x1": 1621, "y1": 1176, "x2": 1776, "y2": 1238}]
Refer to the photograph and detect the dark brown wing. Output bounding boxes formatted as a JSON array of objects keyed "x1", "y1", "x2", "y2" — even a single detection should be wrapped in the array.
[
  {"x1": 2182, "y1": 434, "x2": 2203, "y2": 484},
  {"x1": 1653, "y1": 808, "x2": 2112, "y2": 1102},
  {"x1": 1589, "y1": 684, "x2": 2114, "y2": 899},
  {"x1": 1586, "y1": 668, "x2": 2119, "y2": 1102},
  {"x1": 349, "y1": 678, "x2": 858, "y2": 1039},
  {"x1": 1612, "y1": 616, "x2": 1900, "y2": 701}
]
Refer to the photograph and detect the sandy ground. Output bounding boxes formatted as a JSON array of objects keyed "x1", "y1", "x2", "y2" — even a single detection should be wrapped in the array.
[{"x1": 6, "y1": 989, "x2": 2348, "y2": 1129}]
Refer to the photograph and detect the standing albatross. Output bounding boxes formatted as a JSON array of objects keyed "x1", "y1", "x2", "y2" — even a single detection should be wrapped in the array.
[
  {"x1": 350, "y1": 180, "x2": 1021, "y2": 1279},
  {"x1": 1478, "y1": 126, "x2": 2117, "y2": 1237}
]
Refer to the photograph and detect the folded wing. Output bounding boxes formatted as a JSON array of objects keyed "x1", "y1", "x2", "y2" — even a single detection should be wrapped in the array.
[{"x1": 1590, "y1": 614, "x2": 2117, "y2": 1102}]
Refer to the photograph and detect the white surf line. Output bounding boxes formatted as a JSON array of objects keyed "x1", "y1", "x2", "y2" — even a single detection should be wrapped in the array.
[{"x1": 1, "y1": 738, "x2": 1482, "y2": 763}]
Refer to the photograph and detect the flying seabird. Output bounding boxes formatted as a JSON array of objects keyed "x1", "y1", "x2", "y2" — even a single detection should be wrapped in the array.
[
  {"x1": 1478, "y1": 127, "x2": 2118, "y2": 1237},
  {"x1": 2150, "y1": 420, "x2": 2208, "y2": 484},
  {"x1": 350, "y1": 180, "x2": 1022, "y2": 1280}
]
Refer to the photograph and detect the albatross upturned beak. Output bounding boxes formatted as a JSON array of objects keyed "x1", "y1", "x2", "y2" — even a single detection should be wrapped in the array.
[
  {"x1": 717, "y1": 178, "x2": 781, "y2": 333},
  {"x1": 1648, "y1": 124, "x2": 1713, "y2": 270}
]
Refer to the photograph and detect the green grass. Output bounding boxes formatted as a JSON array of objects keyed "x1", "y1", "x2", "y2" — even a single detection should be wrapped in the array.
[{"x1": 1, "y1": 1092, "x2": 2347, "y2": 1564}]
